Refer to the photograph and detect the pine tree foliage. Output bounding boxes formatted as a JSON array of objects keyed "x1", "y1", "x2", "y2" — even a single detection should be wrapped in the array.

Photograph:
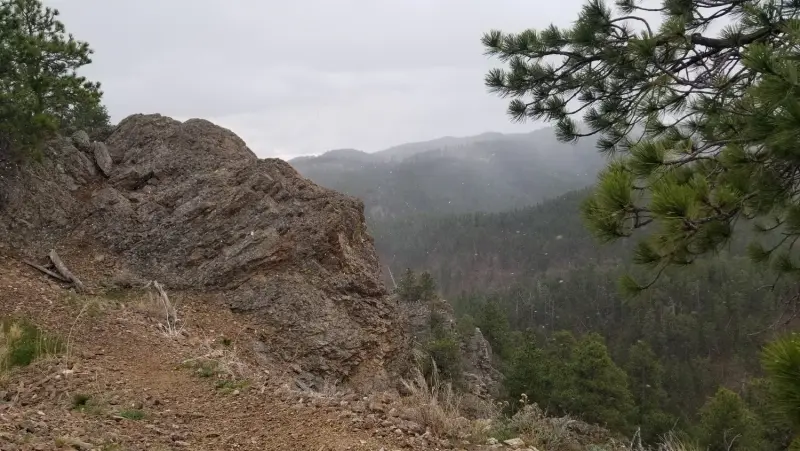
[
  {"x1": 762, "y1": 333, "x2": 800, "y2": 446},
  {"x1": 483, "y1": 0, "x2": 800, "y2": 293},
  {"x1": 698, "y1": 387, "x2": 766, "y2": 451},
  {"x1": 0, "y1": 0, "x2": 107, "y2": 155}
]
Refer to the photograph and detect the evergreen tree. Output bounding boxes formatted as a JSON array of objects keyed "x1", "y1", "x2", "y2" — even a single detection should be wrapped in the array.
[
  {"x1": 396, "y1": 268, "x2": 419, "y2": 302},
  {"x1": 483, "y1": 4, "x2": 800, "y2": 444},
  {"x1": 762, "y1": 334, "x2": 800, "y2": 448},
  {"x1": 475, "y1": 301, "x2": 513, "y2": 360},
  {"x1": 564, "y1": 333, "x2": 635, "y2": 433},
  {"x1": 417, "y1": 271, "x2": 437, "y2": 302},
  {"x1": 0, "y1": 0, "x2": 107, "y2": 156},
  {"x1": 425, "y1": 315, "x2": 462, "y2": 384},
  {"x1": 503, "y1": 332, "x2": 550, "y2": 409},
  {"x1": 698, "y1": 387, "x2": 766, "y2": 451},
  {"x1": 742, "y1": 377, "x2": 795, "y2": 451},
  {"x1": 482, "y1": 0, "x2": 800, "y2": 294},
  {"x1": 625, "y1": 341, "x2": 674, "y2": 442}
]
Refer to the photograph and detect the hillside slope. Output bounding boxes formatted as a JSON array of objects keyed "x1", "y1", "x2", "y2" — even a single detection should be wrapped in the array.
[
  {"x1": 0, "y1": 255, "x2": 453, "y2": 450},
  {"x1": 0, "y1": 248, "x2": 638, "y2": 451},
  {"x1": 0, "y1": 257, "x2": 390, "y2": 451},
  {"x1": 288, "y1": 128, "x2": 604, "y2": 220},
  {"x1": 369, "y1": 187, "x2": 795, "y2": 435},
  {"x1": 370, "y1": 189, "x2": 633, "y2": 293}
]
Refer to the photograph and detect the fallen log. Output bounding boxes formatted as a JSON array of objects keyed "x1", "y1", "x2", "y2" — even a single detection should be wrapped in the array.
[
  {"x1": 23, "y1": 260, "x2": 70, "y2": 283},
  {"x1": 48, "y1": 249, "x2": 85, "y2": 293}
]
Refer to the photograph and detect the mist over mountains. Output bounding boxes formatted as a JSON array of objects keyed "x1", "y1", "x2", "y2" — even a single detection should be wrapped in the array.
[{"x1": 288, "y1": 126, "x2": 605, "y2": 220}]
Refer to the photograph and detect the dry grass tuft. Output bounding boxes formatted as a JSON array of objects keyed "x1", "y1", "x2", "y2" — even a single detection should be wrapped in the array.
[
  {"x1": 0, "y1": 317, "x2": 63, "y2": 376},
  {"x1": 399, "y1": 359, "x2": 484, "y2": 439},
  {"x1": 179, "y1": 337, "x2": 268, "y2": 396},
  {"x1": 649, "y1": 433, "x2": 702, "y2": 451},
  {"x1": 142, "y1": 281, "x2": 182, "y2": 337}
]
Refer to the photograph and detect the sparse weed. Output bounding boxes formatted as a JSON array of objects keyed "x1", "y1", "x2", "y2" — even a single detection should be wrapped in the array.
[
  {"x1": 182, "y1": 359, "x2": 220, "y2": 378},
  {"x1": 180, "y1": 338, "x2": 261, "y2": 399},
  {"x1": 70, "y1": 394, "x2": 107, "y2": 416},
  {"x1": 215, "y1": 379, "x2": 250, "y2": 394},
  {"x1": 182, "y1": 355, "x2": 252, "y2": 395}
]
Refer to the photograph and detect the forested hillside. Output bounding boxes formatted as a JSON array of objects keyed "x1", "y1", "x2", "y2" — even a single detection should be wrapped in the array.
[
  {"x1": 370, "y1": 189, "x2": 627, "y2": 294},
  {"x1": 289, "y1": 127, "x2": 604, "y2": 219},
  {"x1": 381, "y1": 192, "x2": 796, "y2": 447}
]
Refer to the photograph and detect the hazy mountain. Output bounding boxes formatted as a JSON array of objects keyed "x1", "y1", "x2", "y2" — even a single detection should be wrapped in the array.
[{"x1": 288, "y1": 127, "x2": 606, "y2": 219}]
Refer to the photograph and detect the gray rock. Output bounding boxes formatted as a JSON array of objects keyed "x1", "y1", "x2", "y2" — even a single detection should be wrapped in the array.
[
  {"x1": 71, "y1": 130, "x2": 91, "y2": 150},
  {"x1": 1, "y1": 113, "x2": 410, "y2": 391},
  {"x1": 92, "y1": 141, "x2": 113, "y2": 176},
  {"x1": 75, "y1": 150, "x2": 97, "y2": 177},
  {"x1": 503, "y1": 437, "x2": 526, "y2": 448},
  {"x1": 461, "y1": 326, "x2": 503, "y2": 398}
]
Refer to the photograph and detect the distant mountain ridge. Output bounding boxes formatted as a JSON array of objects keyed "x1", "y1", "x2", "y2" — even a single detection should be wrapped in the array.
[{"x1": 288, "y1": 126, "x2": 605, "y2": 220}]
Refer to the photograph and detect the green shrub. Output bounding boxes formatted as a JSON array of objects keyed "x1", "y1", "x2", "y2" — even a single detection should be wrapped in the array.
[{"x1": 426, "y1": 336, "x2": 464, "y2": 384}]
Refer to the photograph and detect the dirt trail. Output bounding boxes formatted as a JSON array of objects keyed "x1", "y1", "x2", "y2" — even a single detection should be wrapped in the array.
[{"x1": 0, "y1": 255, "x2": 425, "y2": 451}]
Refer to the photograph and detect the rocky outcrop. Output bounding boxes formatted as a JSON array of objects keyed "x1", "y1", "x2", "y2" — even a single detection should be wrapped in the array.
[
  {"x1": 461, "y1": 326, "x2": 502, "y2": 399},
  {"x1": 400, "y1": 297, "x2": 501, "y2": 399},
  {"x1": 0, "y1": 114, "x2": 409, "y2": 390}
]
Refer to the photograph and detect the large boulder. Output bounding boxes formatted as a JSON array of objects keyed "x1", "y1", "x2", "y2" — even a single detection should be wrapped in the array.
[{"x1": 0, "y1": 114, "x2": 409, "y2": 389}]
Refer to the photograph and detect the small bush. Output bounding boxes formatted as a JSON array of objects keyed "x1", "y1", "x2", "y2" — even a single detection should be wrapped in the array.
[
  {"x1": 426, "y1": 336, "x2": 463, "y2": 384},
  {"x1": 0, "y1": 317, "x2": 62, "y2": 372},
  {"x1": 71, "y1": 393, "x2": 91, "y2": 409}
]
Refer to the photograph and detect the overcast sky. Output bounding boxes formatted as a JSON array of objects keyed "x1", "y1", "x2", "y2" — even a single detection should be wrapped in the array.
[{"x1": 47, "y1": 0, "x2": 585, "y2": 159}]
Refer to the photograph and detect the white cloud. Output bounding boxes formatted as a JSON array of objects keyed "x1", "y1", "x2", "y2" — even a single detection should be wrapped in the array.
[{"x1": 47, "y1": 0, "x2": 586, "y2": 158}]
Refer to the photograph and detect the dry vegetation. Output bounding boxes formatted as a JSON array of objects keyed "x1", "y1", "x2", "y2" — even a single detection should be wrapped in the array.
[{"x1": 397, "y1": 360, "x2": 703, "y2": 451}]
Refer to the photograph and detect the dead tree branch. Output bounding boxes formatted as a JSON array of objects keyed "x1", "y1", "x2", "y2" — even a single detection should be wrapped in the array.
[
  {"x1": 48, "y1": 249, "x2": 85, "y2": 293},
  {"x1": 23, "y1": 259, "x2": 70, "y2": 283}
]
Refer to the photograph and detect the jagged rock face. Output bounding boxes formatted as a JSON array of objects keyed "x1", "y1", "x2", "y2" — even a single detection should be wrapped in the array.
[
  {"x1": 400, "y1": 298, "x2": 500, "y2": 399},
  {"x1": 0, "y1": 114, "x2": 409, "y2": 390},
  {"x1": 461, "y1": 327, "x2": 502, "y2": 399}
]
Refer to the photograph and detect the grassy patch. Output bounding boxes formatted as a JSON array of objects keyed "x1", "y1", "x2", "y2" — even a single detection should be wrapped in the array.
[
  {"x1": 70, "y1": 394, "x2": 107, "y2": 416},
  {"x1": 181, "y1": 356, "x2": 250, "y2": 395},
  {"x1": 61, "y1": 292, "x2": 118, "y2": 318},
  {"x1": 0, "y1": 317, "x2": 62, "y2": 372},
  {"x1": 117, "y1": 409, "x2": 145, "y2": 420},
  {"x1": 182, "y1": 359, "x2": 220, "y2": 378},
  {"x1": 215, "y1": 379, "x2": 250, "y2": 394}
]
